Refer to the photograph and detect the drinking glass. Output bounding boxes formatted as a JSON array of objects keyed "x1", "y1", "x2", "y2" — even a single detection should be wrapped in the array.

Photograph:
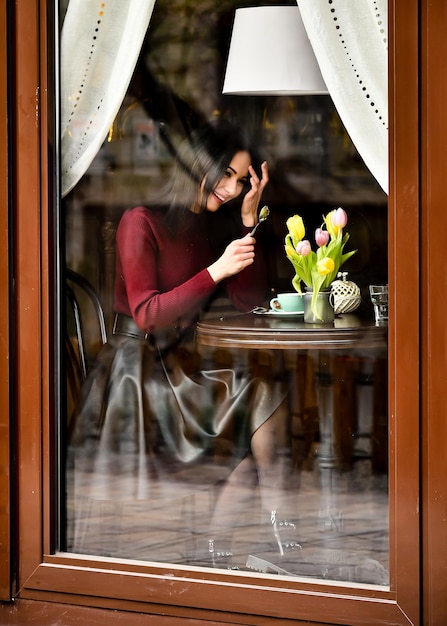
[{"x1": 369, "y1": 284, "x2": 388, "y2": 324}]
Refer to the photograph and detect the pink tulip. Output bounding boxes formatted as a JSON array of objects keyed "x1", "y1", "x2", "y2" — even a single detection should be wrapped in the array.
[
  {"x1": 332, "y1": 207, "x2": 348, "y2": 229},
  {"x1": 315, "y1": 228, "x2": 330, "y2": 247},
  {"x1": 296, "y1": 239, "x2": 311, "y2": 256}
]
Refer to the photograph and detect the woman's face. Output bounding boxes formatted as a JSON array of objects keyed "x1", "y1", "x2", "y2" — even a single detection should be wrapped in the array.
[{"x1": 202, "y1": 150, "x2": 251, "y2": 212}]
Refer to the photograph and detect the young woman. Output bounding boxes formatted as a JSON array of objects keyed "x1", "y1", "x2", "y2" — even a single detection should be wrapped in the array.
[{"x1": 69, "y1": 119, "x2": 298, "y2": 570}]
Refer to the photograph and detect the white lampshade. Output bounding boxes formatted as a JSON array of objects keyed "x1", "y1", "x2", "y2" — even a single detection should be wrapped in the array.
[{"x1": 222, "y1": 6, "x2": 328, "y2": 96}]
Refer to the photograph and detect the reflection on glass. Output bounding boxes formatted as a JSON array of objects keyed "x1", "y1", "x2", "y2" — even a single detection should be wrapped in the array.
[{"x1": 61, "y1": 0, "x2": 389, "y2": 588}]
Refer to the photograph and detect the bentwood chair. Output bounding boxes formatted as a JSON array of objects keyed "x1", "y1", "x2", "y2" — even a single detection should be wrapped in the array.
[{"x1": 65, "y1": 268, "x2": 108, "y2": 423}]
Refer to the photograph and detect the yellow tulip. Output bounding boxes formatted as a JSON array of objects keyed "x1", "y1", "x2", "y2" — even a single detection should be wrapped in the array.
[
  {"x1": 316, "y1": 257, "x2": 335, "y2": 276},
  {"x1": 284, "y1": 240, "x2": 297, "y2": 260},
  {"x1": 324, "y1": 210, "x2": 336, "y2": 238},
  {"x1": 286, "y1": 215, "x2": 305, "y2": 241}
]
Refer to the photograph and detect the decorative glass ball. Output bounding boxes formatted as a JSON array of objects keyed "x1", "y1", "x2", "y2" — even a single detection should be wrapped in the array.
[{"x1": 330, "y1": 272, "x2": 361, "y2": 314}]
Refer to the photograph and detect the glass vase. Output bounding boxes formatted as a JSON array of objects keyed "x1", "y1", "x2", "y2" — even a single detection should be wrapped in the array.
[{"x1": 303, "y1": 288, "x2": 335, "y2": 324}]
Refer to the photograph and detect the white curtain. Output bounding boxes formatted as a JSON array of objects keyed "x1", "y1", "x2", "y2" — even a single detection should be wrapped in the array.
[
  {"x1": 297, "y1": 0, "x2": 388, "y2": 194},
  {"x1": 61, "y1": 0, "x2": 156, "y2": 197}
]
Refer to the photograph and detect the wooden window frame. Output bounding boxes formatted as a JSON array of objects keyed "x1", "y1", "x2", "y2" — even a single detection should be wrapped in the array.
[
  {"x1": 0, "y1": 0, "x2": 11, "y2": 603},
  {"x1": 5, "y1": 0, "x2": 444, "y2": 623}
]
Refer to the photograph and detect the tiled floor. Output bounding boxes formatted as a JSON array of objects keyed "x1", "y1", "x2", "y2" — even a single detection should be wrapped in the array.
[{"x1": 66, "y1": 453, "x2": 389, "y2": 587}]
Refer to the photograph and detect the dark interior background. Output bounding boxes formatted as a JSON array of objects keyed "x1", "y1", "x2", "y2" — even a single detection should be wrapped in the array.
[{"x1": 63, "y1": 0, "x2": 387, "y2": 322}]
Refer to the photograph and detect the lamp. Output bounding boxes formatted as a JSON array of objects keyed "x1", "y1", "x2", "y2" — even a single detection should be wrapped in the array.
[{"x1": 222, "y1": 6, "x2": 328, "y2": 96}]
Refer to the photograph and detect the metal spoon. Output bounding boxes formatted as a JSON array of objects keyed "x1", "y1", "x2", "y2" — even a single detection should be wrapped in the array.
[{"x1": 249, "y1": 206, "x2": 270, "y2": 237}]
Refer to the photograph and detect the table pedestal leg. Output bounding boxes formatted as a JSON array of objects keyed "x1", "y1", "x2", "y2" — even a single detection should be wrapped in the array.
[{"x1": 314, "y1": 350, "x2": 343, "y2": 532}]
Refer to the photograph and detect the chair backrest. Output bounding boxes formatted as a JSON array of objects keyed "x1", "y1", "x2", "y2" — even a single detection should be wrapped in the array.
[{"x1": 65, "y1": 269, "x2": 108, "y2": 417}]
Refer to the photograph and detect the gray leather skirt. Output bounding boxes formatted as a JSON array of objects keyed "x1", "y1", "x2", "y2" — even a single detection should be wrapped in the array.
[{"x1": 68, "y1": 315, "x2": 285, "y2": 502}]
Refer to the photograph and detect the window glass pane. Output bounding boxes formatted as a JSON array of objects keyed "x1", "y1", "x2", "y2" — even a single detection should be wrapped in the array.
[{"x1": 61, "y1": 0, "x2": 389, "y2": 588}]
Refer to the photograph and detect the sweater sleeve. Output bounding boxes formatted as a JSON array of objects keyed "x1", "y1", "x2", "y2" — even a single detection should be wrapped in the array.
[{"x1": 115, "y1": 208, "x2": 217, "y2": 333}]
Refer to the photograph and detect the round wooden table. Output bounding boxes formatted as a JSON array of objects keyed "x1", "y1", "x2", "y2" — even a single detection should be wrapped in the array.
[
  {"x1": 197, "y1": 311, "x2": 387, "y2": 531},
  {"x1": 197, "y1": 311, "x2": 387, "y2": 350}
]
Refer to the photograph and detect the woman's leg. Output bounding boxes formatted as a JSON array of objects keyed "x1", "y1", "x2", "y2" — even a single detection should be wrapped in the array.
[
  {"x1": 250, "y1": 402, "x2": 287, "y2": 513},
  {"x1": 207, "y1": 455, "x2": 258, "y2": 567},
  {"x1": 250, "y1": 401, "x2": 301, "y2": 557},
  {"x1": 209, "y1": 455, "x2": 257, "y2": 533},
  {"x1": 209, "y1": 398, "x2": 288, "y2": 538}
]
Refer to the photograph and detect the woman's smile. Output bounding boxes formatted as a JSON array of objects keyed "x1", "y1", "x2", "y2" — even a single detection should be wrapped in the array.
[{"x1": 206, "y1": 150, "x2": 251, "y2": 212}]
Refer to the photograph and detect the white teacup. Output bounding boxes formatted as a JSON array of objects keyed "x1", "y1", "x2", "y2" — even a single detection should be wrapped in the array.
[{"x1": 270, "y1": 292, "x2": 304, "y2": 313}]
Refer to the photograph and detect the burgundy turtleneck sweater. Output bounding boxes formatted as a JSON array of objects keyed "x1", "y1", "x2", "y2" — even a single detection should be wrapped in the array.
[{"x1": 113, "y1": 206, "x2": 268, "y2": 334}]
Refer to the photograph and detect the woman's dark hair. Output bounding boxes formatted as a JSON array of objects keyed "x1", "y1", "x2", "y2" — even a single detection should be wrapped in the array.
[{"x1": 164, "y1": 118, "x2": 257, "y2": 236}]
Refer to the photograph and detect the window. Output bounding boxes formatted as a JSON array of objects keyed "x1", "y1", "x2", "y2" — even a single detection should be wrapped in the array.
[{"x1": 61, "y1": 0, "x2": 389, "y2": 586}]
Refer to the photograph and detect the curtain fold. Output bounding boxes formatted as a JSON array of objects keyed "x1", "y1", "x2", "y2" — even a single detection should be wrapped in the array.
[
  {"x1": 297, "y1": 0, "x2": 388, "y2": 194},
  {"x1": 61, "y1": 0, "x2": 156, "y2": 197}
]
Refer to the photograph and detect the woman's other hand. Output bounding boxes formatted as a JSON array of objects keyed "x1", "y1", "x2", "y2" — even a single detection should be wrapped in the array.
[
  {"x1": 241, "y1": 161, "x2": 269, "y2": 227},
  {"x1": 207, "y1": 233, "x2": 256, "y2": 283}
]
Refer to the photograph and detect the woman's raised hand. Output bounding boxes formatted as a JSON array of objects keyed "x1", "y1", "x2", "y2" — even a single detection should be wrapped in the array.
[
  {"x1": 207, "y1": 234, "x2": 256, "y2": 283},
  {"x1": 241, "y1": 161, "x2": 269, "y2": 228}
]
